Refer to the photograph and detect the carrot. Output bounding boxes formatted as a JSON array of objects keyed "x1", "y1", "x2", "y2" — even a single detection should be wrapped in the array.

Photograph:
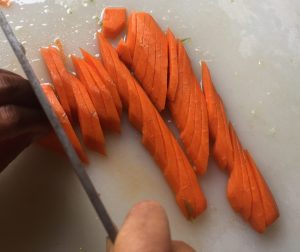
[
  {"x1": 40, "y1": 48, "x2": 72, "y2": 119},
  {"x1": 48, "y1": 47, "x2": 77, "y2": 120},
  {"x1": 62, "y1": 72, "x2": 106, "y2": 155},
  {"x1": 41, "y1": 84, "x2": 89, "y2": 164},
  {"x1": 102, "y1": 7, "x2": 127, "y2": 39},
  {"x1": 126, "y1": 12, "x2": 137, "y2": 58},
  {"x1": 71, "y1": 55, "x2": 120, "y2": 132},
  {"x1": 98, "y1": 35, "x2": 207, "y2": 218},
  {"x1": 54, "y1": 38, "x2": 67, "y2": 64},
  {"x1": 166, "y1": 29, "x2": 179, "y2": 101},
  {"x1": 0, "y1": 0, "x2": 11, "y2": 7},
  {"x1": 168, "y1": 41, "x2": 209, "y2": 175},
  {"x1": 116, "y1": 39, "x2": 133, "y2": 67},
  {"x1": 202, "y1": 61, "x2": 232, "y2": 171},
  {"x1": 38, "y1": 131, "x2": 65, "y2": 155},
  {"x1": 246, "y1": 151, "x2": 279, "y2": 226},
  {"x1": 80, "y1": 48, "x2": 122, "y2": 116},
  {"x1": 121, "y1": 12, "x2": 168, "y2": 111}
]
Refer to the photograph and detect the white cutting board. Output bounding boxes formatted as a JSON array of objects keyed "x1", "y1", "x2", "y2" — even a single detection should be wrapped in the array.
[{"x1": 0, "y1": 0, "x2": 300, "y2": 251}]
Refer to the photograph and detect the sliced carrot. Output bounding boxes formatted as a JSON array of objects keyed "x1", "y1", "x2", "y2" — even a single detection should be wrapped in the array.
[
  {"x1": 126, "y1": 12, "x2": 137, "y2": 59},
  {"x1": 48, "y1": 47, "x2": 77, "y2": 120},
  {"x1": 201, "y1": 61, "x2": 218, "y2": 138},
  {"x1": 246, "y1": 151, "x2": 279, "y2": 226},
  {"x1": 40, "y1": 48, "x2": 72, "y2": 119},
  {"x1": 102, "y1": 7, "x2": 127, "y2": 39},
  {"x1": 80, "y1": 48, "x2": 122, "y2": 116},
  {"x1": 72, "y1": 56, "x2": 119, "y2": 132},
  {"x1": 85, "y1": 62, "x2": 120, "y2": 133},
  {"x1": 0, "y1": 0, "x2": 11, "y2": 7},
  {"x1": 62, "y1": 72, "x2": 106, "y2": 155},
  {"x1": 98, "y1": 35, "x2": 207, "y2": 218},
  {"x1": 169, "y1": 41, "x2": 209, "y2": 175},
  {"x1": 244, "y1": 150, "x2": 266, "y2": 232},
  {"x1": 38, "y1": 131, "x2": 65, "y2": 156},
  {"x1": 98, "y1": 33, "x2": 129, "y2": 106},
  {"x1": 41, "y1": 84, "x2": 89, "y2": 164},
  {"x1": 116, "y1": 39, "x2": 133, "y2": 67},
  {"x1": 166, "y1": 29, "x2": 179, "y2": 101},
  {"x1": 54, "y1": 38, "x2": 67, "y2": 64}
]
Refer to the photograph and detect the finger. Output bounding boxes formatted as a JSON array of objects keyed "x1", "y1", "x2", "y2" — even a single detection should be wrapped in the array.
[
  {"x1": 0, "y1": 133, "x2": 34, "y2": 173},
  {"x1": 114, "y1": 201, "x2": 172, "y2": 252},
  {"x1": 0, "y1": 73, "x2": 39, "y2": 106},
  {"x1": 0, "y1": 105, "x2": 49, "y2": 141},
  {"x1": 0, "y1": 69, "x2": 21, "y2": 77},
  {"x1": 172, "y1": 240, "x2": 196, "y2": 252}
]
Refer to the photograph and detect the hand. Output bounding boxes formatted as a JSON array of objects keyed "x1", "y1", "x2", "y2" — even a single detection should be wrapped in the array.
[
  {"x1": 113, "y1": 201, "x2": 196, "y2": 252},
  {"x1": 0, "y1": 69, "x2": 48, "y2": 172}
]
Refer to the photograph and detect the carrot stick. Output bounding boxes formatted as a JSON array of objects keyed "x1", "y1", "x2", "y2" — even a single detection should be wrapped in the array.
[
  {"x1": 72, "y1": 56, "x2": 119, "y2": 132},
  {"x1": 166, "y1": 29, "x2": 179, "y2": 101},
  {"x1": 116, "y1": 39, "x2": 133, "y2": 67},
  {"x1": 101, "y1": 7, "x2": 127, "y2": 39},
  {"x1": 80, "y1": 48, "x2": 122, "y2": 116},
  {"x1": 121, "y1": 12, "x2": 168, "y2": 111},
  {"x1": 40, "y1": 48, "x2": 72, "y2": 119},
  {"x1": 98, "y1": 35, "x2": 207, "y2": 218},
  {"x1": 41, "y1": 84, "x2": 89, "y2": 164},
  {"x1": 62, "y1": 72, "x2": 106, "y2": 155},
  {"x1": 168, "y1": 41, "x2": 209, "y2": 175},
  {"x1": 48, "y1": 47, "x2": 77, "y2": 120}
]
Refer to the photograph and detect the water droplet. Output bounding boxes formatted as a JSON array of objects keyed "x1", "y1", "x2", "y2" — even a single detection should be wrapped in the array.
[
  {"x1": 42, "y1": 23, "x2": 48, "y2": 27},
  {"x1": 29, "y1": 23, "x2": 34, "y2": 27},
  {"x1": 258, "y1": 60, "x2": 262, "y2": 65},
  {"x1": 266, "y1": 91, "x2": 271, "y2": 96},
  {"x1": 44, "y1": 9, "x2": 49, "y2": 13},
  {"x1": 269, "y1": 127, "x2": 276, "y2": 135},
  {"x1": 167, "y1": 9, "x2": 171, "y2": 13},
  {"x1": 250, "y1": 109, "x2": 256, "y2": 115},
  {"x1": 67, "y1": 8, "x2": 72, "y2": 14}
]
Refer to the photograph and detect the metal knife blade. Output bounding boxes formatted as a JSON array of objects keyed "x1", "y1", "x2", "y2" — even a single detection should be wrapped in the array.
[{"x1": 0, "y1": 10, "x2": 117, "y2": 242}]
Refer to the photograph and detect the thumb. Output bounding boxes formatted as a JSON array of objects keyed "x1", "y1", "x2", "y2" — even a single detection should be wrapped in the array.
[{"x1": 114, "y1": 201, "x2": 172, "y2": 252}]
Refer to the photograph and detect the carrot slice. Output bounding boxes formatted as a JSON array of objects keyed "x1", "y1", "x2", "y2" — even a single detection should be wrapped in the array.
[
  {"x1": 126, "y1": 12, "x2": 137, "y2": 59},
  {"x1": 245, "y1": 150, "x2": 266, "y2": 232},
  {"x1": 40, "y1": 48, "x2": 72, "y2": 119},
  {"x1": 38, "y1": 131, "x2": 65, "y2": 156},
  {"x1": 72, "y1": 56, "x2": 119, "y2": 132},
  {"x1": 98, "y1": 35, "x2": 207, "y2": 218},
  {"x1": 116, "y1": 39, "x2": 133, "y2": 67},
  {"x1": 168, "y1": 41, "x2": 209, "y2": 175},
  {"x1": 80, "y1": 48, "x2": 122, "y2": 116},
  {"x1": 102, "y1": 7, "x2": 127, "y2": 39},
  {"x1": 48, "y1": 47, "x2": 77, "y2": 120},
  {"x1": 62, "y1": 72, "x2": 106, "y2": 155},
  {"x1": 166, "y1": 29, "x2": 179, "y2": 101},
  {"x1": 121, "y1": 12, "x2": 168, "y2": 111},
  {"x1": 246, "y1": 151, "x2": 279, "y2": 226},
  {"x1": 41, "y1": 84, "x2": 89, "y2": 164}
]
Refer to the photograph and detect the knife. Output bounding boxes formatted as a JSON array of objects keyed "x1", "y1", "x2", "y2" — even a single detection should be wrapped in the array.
[{"x1": 0, "y1": 10, "x2": 118, "y2": 242}]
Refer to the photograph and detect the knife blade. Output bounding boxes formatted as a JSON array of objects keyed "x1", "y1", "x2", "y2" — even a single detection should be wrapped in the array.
[{"x1": 0, "y1": 10, "x2": 118, "y2": 242}]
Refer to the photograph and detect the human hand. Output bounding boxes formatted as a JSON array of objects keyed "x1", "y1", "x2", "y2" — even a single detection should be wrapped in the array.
[
  {"x1": 113, "y1": 201, "x2": 196, "y2": 252},
  {"x1": 0, "y1": 69, "x2": 48, "y2": 172}
]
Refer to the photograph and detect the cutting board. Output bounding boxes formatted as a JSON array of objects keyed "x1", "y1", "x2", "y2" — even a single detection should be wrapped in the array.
[{"x1": 1, "y1": 0, "x2": 300, "y2": 251}]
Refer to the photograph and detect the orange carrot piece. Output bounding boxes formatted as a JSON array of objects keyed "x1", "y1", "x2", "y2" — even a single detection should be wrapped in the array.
[
  {"x1": 121, "y1": 12, "x2": 168, "y2": 111},
  {"x1": 80, "y1": 48, "x2": 122, "y2": 116},
  {"x1": 202, "y1": 61, "x2": 218, "y2": 137},
  {"x1": 41, "y1": 84, "x2": 89, "y2": 164},
  {"x1": 246, "y1": 151, "x2": 279, "y2": 226},
  {"x1": 0, "y1": 0, "x2": 11, "y2": 7},
  {"x1": 38, "y1": 131, "x2": 65, "y2": 156},
  {"x1": 169, "y1": 41, "x2": 209, "y2": 175},
  {"x1": 99, "y1": 35, "x2": 207, "y2": 218},
  {"x1": 54, "y1": 38, "x2": 67, "y2": 64},
  {"x1": 72, "y1": 56, "x2": 119, "y2": 132},
  {"x1": 102, "y1": 7, "x2": 127, "y2": 39},
  {"x1": 166, "y1": 29, "x2": 179, "y2": 101},
  {"x1": 126, "y1": 12, "x2": 137, "y2": 58},
  {"x1": 48, "y1": 47, "x2": 77, "y2": 120},
  {"x1": 86, "y1": 62, "x2": 121, "y2": 132},
  {"x1": 40, "y1": 48, "x2": 72, "y2": 119},
  {"x1": 62, "y1": 72, "x2": 106, "y2": 155},
  {"x1": 116, "y1": 39, "x2": 133, "y2": 67}
]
